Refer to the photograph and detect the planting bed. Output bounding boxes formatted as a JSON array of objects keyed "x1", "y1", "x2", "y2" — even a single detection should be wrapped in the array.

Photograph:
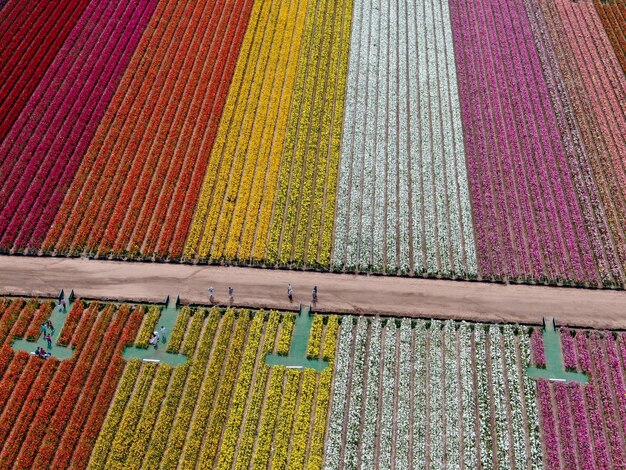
[
  {"x1": 1, "y1": 0, "x2": 625, "y2": 288},
  {"x1": 0, "y1": 297, "x2": 624, "y2": 468}
]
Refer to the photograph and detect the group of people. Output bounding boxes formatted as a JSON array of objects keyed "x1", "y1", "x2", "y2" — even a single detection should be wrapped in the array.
[
  {"x1": 208, "y1": 285, "x2": 318, "y2": 304},
  {"x1": 40, "y1": 319, "x2": 55, "y2": 349},
  {"x1": 287, "y1": 284, "x2": 317, "y2": 303},
  {"x1": 34, "y1": 347, "x2": 51, "y2": 359},
  {"x1": 149, "y1": 326, "x2": 166, "y2": 350},
  {"x1": 207, "y1": 287, "x2": 235, "y2": 304}
]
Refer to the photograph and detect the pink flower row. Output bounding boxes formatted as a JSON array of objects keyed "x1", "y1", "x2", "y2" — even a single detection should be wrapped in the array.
[
  {"x1": 449, "y1": 0, "x2": 602, "y2": 284},
  {"x1": 532, "y1": 328, "x2": 626, "y2": 468},
  {"x1": 0, "y1": 0, "x2": 157, "y2": 252}
]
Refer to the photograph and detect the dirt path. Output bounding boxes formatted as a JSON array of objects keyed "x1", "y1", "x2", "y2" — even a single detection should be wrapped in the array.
[{"x1": 1, "y1": 256, "x2": 626, "y2": 329}]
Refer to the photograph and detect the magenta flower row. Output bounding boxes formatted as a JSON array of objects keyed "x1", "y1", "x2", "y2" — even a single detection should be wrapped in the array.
[
  {"x1": 0, "y1": 0, "x2": 157, "y2": 252},
  {"x1": 448, "y1": 0, "x2": 610, "y2": 284}
]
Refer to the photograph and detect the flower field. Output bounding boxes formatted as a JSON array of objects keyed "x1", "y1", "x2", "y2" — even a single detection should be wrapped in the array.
[
  {"x1": 0, "y1": 297, "x2": 625, "y2": 467},
  {"x1": 1, "y1": 0, "x2": 626, "y2": 286}
]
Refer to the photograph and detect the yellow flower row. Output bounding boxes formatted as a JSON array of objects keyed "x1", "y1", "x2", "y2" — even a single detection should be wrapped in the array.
[
  {"x1": 180, "y1": 310, "x2": 239, "y2": 468},
  {"x1": 134, "y1": 306, "x2": 160, "y2": 348},
  {"x1": 291, "y1": 0, "x2": 334, "y2": 263},
  {"x1": 215, "y1": 313, "x2": 265, "y2": 470},
  {"x1": 289, "y1": 369, "x2": 317, "y2": 468},
  {"x1": 123, "y1": 365, "x2": 172, "y2": 469},
  {"x1": 166, "y1": 306, "x2": 190, "y2": 353},
  {"x1": 225, "y1": 0, "x2": 308, "y2": 261},
  {"x1": 200, "y1": 314, "x2": 257, "y2": 466},
  {"x1": 140, "y1": 311, "x2": 208, "y2": 466},
  {"x1": 160, "y1": 309, "x2": 223, "y2": 467},
  {"x1": 307, "y1": 367, "x2": 333, "y2": 469},
  {"x1": 105, "y1": 364, "x2": 158, "y2": 468},
  {"x1": 265, "y1": 0, "x2": 316, "y2": 263},
  {"x1": 234, "y1": 366, "x2": 271, "y2": 470},
  {"x1": 272, "y1": 0, "x2": 328, "y2": 264},
  {"x1": 268, "y1": 0, "x2": 354, "y2": 266},
  {"x1": 270, "y1": 369, "x2": 301, "y2": 469},
  {"x1": 309, "y1": 0, "x2": 354, "y2": 265},
  {"x1": 88, "y1": 360, "x2": 141, "y2": 468},
  {"x1": 186, "y1": 0, "x2": 309, "y2": 262},
  {"x1": 251, "y1": 367, "x2": 285, "y2": 469},
  {"x1": 277, "y1": 313, "x2": 295, "y2": 355},
  {"x1": 203, "y1": 0, "x2": 286, "y2": 260},
  {"x1": 181, "y1": 309, "x2": 207, "y2": 356},
  {"x1": 141, "y1": 365, "x2": 189, "y2": 468},
  {"x1": 322, "y1": 315, "x2": 339, "y2": 361},
  {"x1": 231, "y1": 311, "x2": 280, "y2": 469},
  {"x1": 182, "y1": 0, "x2": 267, "y2": 260},
  {"x1": 306, "y1": 315, "x2": 324, "y2": 359}
]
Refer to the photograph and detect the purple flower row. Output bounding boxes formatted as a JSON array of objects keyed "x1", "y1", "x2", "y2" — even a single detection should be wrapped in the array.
[
  {"x1": 522, "y1": 0, "x2": 621, "y2": 284},
  {"x1": 0, "y1": 0, "x2": 157, "y2": 251},
  {"x1": 448, "y1": 0, "x2": 600, "y2": 284}
]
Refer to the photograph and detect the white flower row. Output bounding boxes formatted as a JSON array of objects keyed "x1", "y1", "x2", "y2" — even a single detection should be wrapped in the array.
[
  {"x1": 413, "y1": 321, "x2": 427, "y2": 465},
  {"x1": 475, "y1": 327, "x2": 494, "y2": 469},
  {"x1": 459, "y1": 323, "x2": 477, "y2": 469},
  {"x1": 323, "y1": 320, "x2": 353, "y2": 469},
  {"x1": 396, "y1": 319, "x2": 412, "y2": 468},
  {"x1": 324, "y1": 319, "x2": 543, "y2": 469},
  {"x1": 429, "y1": 321, "x2": 444, "y2": 464},
  {"x1": 519, "y1": 327, "x2": 543, "y2": 468},
  {"x1": 444, "y1": 321, "x2": 460, "y2": 467},
  {"x1": 502, "y1": 326, "x2": 531, "y2": 468},
  {"x1": 490, "y1": 327, "x2": 511, "y2": 467},
  {"x1": 360, "y1": 320, "x2": 381, "y2": 468},
  {"x1": 378, "y1": 323, "x2": 396, "y2": 468},
  {"x1": 333, "y1": 0, "x2": 478, "y2": 276},
  {"x1": 343, "y1": 317, "x2": 369, "y2": 469}
]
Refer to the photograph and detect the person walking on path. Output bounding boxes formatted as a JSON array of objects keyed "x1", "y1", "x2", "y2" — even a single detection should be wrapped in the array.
[
  {"x1": 47, "y1": 319, "x2": 54, "y2": 334},
  {"x1": 62, "y1": 299, "x2": 66, "y2": 311},
  {"x1": 287, "y1": 284, "x2": 293, "y2": 302},
  {"x1": 228, "y1": 287, "x2": 234, "y2": 303},
  {"x1": 40, "y1": 323, "x2": 47, "y2": 337},
  {"x1": 160, "y1": 325, "x2": 166, "y2": 344},
  {"x1": 208, "y1": 287, "x2": 214, "y2": 304},
  {"x1": 312, "y1": 286, "x2": 318, "y2": 303},
  {"x1": 46, "y1": 333, "x2": 52, "y2": 349}
]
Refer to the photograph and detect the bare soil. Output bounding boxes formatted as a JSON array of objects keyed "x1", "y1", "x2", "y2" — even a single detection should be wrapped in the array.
[{"x1": 1, "y1": 256, "x2": 625, "y2": 329}]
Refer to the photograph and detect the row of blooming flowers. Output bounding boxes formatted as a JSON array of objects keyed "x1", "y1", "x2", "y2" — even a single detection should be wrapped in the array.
[
  {"x1": 0, "y1": 0, "x2": 157, "y2": 254},
  {"x1": 43, "y1": 0, "x2": 253, "y2": 261},
  {"x1": 0, "y1": 298, "x2": 142, "y2": 469},
  {"x1": 532, "y1": 327, "x2": 626, "y2": 469},
  {"x1": 184, "y1": 0, "x2": 309, "y2": 263},
  {"x1": 90, "y1": 308, "x2": 338, "y2": 468},
  {"x1": 324, "y1": 317, "x2": 542, "y2": 468},
  {"x1": 333, "y1": 0, "x2": 477, "y2": 276}
]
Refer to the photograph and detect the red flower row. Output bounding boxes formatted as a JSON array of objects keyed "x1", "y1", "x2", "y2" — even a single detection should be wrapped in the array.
[
  {"x1": 0, "y1": 0, "x2": 91, "y2": 142},
  {"x1": 0, "y1": 299, "x2": 25, "y2": 346},
  {"x1": 155, "y1": 0, "x2": 253, "y2": 260},
  {"x1": 24, "y1": 301, "x2": 52, "y2": 341},
  {"x1": 116, "y1": 0, "x2": 239, "y2": 257},
  {"x1": 10, "y1": 299, "x2": 40, "y2": 340},
  {"x1": 0, "y1": 358, "x2": 58, "y2": 467},
  {"x1": 31, "y1": 306, "x2": 114, "y2": 468},
  {"x1": 50, "y1": 306, "x2": 129, "y2": 469},
  {"x1": 69, "y1": 307, "x2": 144, "y2": 468},
  {"x1": 56, "y1": 300, "x2": 85, "y2": 346}
]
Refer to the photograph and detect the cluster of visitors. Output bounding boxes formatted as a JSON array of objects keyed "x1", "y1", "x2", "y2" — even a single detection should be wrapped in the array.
[
  {"x1": 149, "y1": 326, "x2": 166, "y2": 350},
  {"x1": 34, "y1": 347, "x2": 50, "y2": 359},
  {"x1": 286, "y1": 284, "x2": 317, "y2": 303},
  {"x1": 41, "y1": 319, "x2": 55, "y2": 348},
  {"x1": 207, "y1": 287, "x2": 235, "y2": 303}
]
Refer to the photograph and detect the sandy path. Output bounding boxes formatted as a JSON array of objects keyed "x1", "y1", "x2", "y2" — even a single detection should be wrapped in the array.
[{"x1": 1, "y1": 256, "x2": 625, "y2": 329}]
